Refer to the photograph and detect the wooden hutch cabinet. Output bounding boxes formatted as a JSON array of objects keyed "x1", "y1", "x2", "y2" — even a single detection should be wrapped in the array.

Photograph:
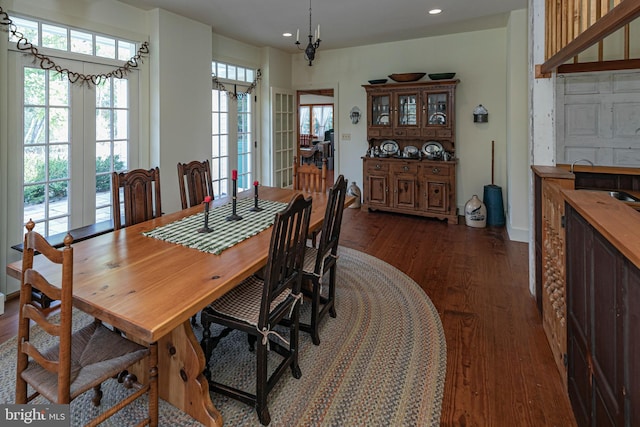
[{"x1": 362, "y1": 79, "x2": 459, "y2": 224}]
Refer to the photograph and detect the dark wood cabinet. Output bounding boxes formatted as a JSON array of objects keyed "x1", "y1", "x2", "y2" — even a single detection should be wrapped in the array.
[
  {"x1": 566, "y1": 204, "x2": 639, "y2": 426},
  {"x1": 625, "y1": 263, "x2": 640, "y2": 425}
]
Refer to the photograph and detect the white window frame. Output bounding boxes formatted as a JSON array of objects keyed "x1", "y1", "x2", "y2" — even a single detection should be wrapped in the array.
[
  {"x1": 211, "y1": 61, "x2": 257, "y2": 196},
  {"x1": 7, "y1": 28, "x2": 140, "y2": 238}
]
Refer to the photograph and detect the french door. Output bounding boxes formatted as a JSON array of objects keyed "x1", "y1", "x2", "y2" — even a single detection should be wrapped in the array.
[
  {"x1": 211, "y1": 88, "x2": 254, "y2": 197},
  {"x1": 271, "y1": 87, "x2": 296, "y2": 188},
  {"x1": 8, "y1": 53, "x2": 138, "y2": 237}
]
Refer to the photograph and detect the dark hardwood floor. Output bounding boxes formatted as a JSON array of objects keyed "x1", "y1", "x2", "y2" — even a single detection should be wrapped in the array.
[
  {"x1": 338, "y1": 208, "x2": 576, "y2": 426},
  {"x1": 0, "y1": 196, "x2": 577, "y2": 426}
]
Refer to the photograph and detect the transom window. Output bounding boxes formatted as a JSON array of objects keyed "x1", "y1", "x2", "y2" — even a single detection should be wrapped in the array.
[{"x1": 9, "y1": 16, "x2": 136, "y2": 60}]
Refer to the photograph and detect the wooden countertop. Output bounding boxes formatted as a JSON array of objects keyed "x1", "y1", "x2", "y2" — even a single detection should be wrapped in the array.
[
  {"x1": 533, "y1": 164, "x2": 640, "y2": 178},
  {"x1": 556, "y1": 163, "x2": 640, "y2": 175},
  {"x1": 531, "y1": 165, "x2": 575, "y2": 180},
  {"x1": 562, "y1": 189, "x2": 640, "y2": 269}
]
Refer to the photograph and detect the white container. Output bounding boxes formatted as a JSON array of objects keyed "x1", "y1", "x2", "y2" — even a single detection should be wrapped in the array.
[
  {"x1": 464, "y1": 195, "x2": 487, "y2": 228},
  {"x1": 347, "y1": 181, "x2": 362, "y2": 208}
]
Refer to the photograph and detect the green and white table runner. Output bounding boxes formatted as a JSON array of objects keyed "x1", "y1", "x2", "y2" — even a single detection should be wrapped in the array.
[{"x1": 142, "y1": 198, "x2": 287, "y2": 255}]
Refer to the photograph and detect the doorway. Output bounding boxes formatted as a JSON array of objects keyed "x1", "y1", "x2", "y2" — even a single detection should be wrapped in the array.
[{"x1": 297, "y1": 88, "x2": 335, "y2": 178}]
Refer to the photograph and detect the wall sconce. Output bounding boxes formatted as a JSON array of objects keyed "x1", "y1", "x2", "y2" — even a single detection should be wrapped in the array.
[
  {"x1": 473, "y1": 104, "x2": 488, "y2": 123},
  {"x1": 350, "y1": 106, "x2": 361, "y2": 124}
]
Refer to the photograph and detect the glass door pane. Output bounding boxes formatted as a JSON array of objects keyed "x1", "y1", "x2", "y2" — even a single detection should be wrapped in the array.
[
  {"x1": 22, "y1": 67, "x2": 71, "y2": 237},
  {"x1": 272, "y1": 89, "x2": 295, "y2": 188},
  {"x1": 397, "y1": 93, "x2": 417, "y2": 126},
  {"x1": 371, "y1": 94, "x2": 390, "y2": 126},
  {"x1": 237, "y1": 94, "x2": 252, "y2": 191},
  {"x1": 427, "y1": 93, "x2": 448, "y2": 125},
  {"x1": 211, "y1": 89, "x2": 229, "y2": 197},
  {"x1": 95, "y1": 77, "x2": 129, "y2": 223}
]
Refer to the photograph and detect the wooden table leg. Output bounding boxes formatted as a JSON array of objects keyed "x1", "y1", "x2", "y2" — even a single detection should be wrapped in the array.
[{"x1": 158, "y1": 321, "x2": 222, "y2": 426}]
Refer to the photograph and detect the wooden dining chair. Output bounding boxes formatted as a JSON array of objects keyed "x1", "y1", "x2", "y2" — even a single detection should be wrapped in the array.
[
  {"x1": 200, "y1": 193, "x2": 312, "y2": 426},
  {"x1": 16, "y1": 220, "x2": 158, "y2": 427},
  {"x1": 298, "y1": 174, "x2": 347, "y2": 345},
  {"x1": 293, "y1": 157, "x2": 327, "y2": 193},
  {"x1": 177, "y1": 159, "x2": 214, "y2": 210},
  {"x1": 111, "y1": 167, "x2": 162, "y2": 230}
]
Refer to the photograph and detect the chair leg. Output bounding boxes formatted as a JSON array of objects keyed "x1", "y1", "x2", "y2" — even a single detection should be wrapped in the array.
[
  {"x1": 15, "y1": 369, "x2": 27, "y2": 404},
  {"x1": 290, "y1": 303, "x2": 302, "y2": 379},
  {"x1": 310, "y1": 279, "x2": 322, "y2": 346},
  {"x1": 200, "y1": 316, "x2": 233, "y2": 381},
  {"x1": 91, "y1": 384, "x2": 103, "y2": 406},
  {"x1": 328, "y1": 264, "x2": 337, "y2": 318},
  {"x1": 148, "y1": 342, "x2": 159, "y2": 427},
  {"x1": 255, "y1": 338, "x2": 271, "y2": 426},
  {"x1": 200, "y1": 316, "x2": 214, "y2": 379},
  {"x1": 248, "y1": 334, "x2": 257, "y2": 352}
]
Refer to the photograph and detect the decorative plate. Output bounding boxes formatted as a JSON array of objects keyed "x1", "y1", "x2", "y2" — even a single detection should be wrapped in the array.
[
  {"x1": 380, "y1": 140, "x2": 399, "y2": 156},
  {"x1": 428, "y1": 112, "x2": 446, "y2": 125},
  {"x1": 404, "y1": 145, "x2": 419, "y2": 156},
  {"x1": 376, "y1": 113, "x2": 389, "y2": 125},
  {"x1": 368, "y1": 79, "x2": 387, "y2": 84},
  {"x1": 422, "y1": 141, "x2": 444, "y2": 159}
]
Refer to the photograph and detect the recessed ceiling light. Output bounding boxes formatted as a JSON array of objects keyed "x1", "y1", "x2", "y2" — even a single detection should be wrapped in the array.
[
  {"x1": 283, "y1": 32, "x2": 293, "y2": 37},
  {"x1": 429, "y1": 9, "x2": 442, "y2": 15}
]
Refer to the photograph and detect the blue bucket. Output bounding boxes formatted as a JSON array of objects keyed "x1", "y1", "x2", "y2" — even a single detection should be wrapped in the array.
[{"x1": 483, "y1": 184, "x2": 505, "y2": 226}]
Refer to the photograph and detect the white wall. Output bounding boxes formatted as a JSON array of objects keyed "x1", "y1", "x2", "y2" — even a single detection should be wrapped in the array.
[
  {"x1": 506, "y1": 9, "x2": 530, "y2": 242},
  {"x1": 148, "y1": 9, "x2": 213, "y2": 214},
  {"x1": 292, "y1": 13, "x2": 529, "y2": 241}
]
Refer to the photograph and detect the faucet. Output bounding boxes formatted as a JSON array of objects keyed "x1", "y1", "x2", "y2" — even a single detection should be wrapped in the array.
[{"x1": 570, "y1": 158, "x2": 594, "y2": 173}]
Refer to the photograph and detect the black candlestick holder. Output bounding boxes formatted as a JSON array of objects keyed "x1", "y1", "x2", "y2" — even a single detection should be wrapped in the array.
[
  {"x1": 198, "y1": 202, "x2": 214, "y2": 232},
  {"x1": 226, "y1": 180, "x2": 243, "y2": 221},
  {"x1": 249, "y1": 184, "x2": 263, "y2": 212}
]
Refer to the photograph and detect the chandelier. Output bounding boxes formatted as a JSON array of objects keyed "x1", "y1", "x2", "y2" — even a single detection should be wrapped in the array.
[{"x1": 295, "y1": 0, "x2": 321, "y2": 66}]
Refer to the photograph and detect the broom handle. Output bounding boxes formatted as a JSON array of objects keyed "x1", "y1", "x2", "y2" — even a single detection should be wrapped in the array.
[{"x1": 491, "y1": 140, "x2": 495, "y2": 185}]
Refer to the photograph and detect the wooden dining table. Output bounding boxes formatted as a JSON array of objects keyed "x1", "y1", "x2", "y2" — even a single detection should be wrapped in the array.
[{"x1": 6, "y1": 186, "x2": 349, "y2": 426}]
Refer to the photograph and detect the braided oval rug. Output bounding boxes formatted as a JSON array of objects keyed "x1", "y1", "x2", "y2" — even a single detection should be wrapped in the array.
[{"x1": 0, "y1": 247, "x2": 446, "y2": 426}]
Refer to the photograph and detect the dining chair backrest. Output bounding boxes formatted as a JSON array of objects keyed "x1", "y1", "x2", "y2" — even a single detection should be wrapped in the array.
[
  {"x1": 296, "y1": 174, "x2": 347, "y2": 344},
  {"x1": 293, "y1": 157, "x2": 327, "y2": 193},
  {"x1": 177, "y1": 160, "x2": 214, "y2": 210},
  {"x1": 260, "y1": 193, "x2": 312, "y2": 327},
  {"x1": 17, "y1": 220, "x2": 74, "y2": 403},
  {"x1": 111, "y1": 167, "x2": 162, "y2": 230},
  {"x1": 316, "y1": 174, "x2": 347, "y2": 262}
]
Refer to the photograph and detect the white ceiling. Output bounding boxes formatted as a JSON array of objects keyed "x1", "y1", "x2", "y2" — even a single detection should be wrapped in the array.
[{"x1": 118, "y1": 0, "x2": 527, "y2": 53}]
